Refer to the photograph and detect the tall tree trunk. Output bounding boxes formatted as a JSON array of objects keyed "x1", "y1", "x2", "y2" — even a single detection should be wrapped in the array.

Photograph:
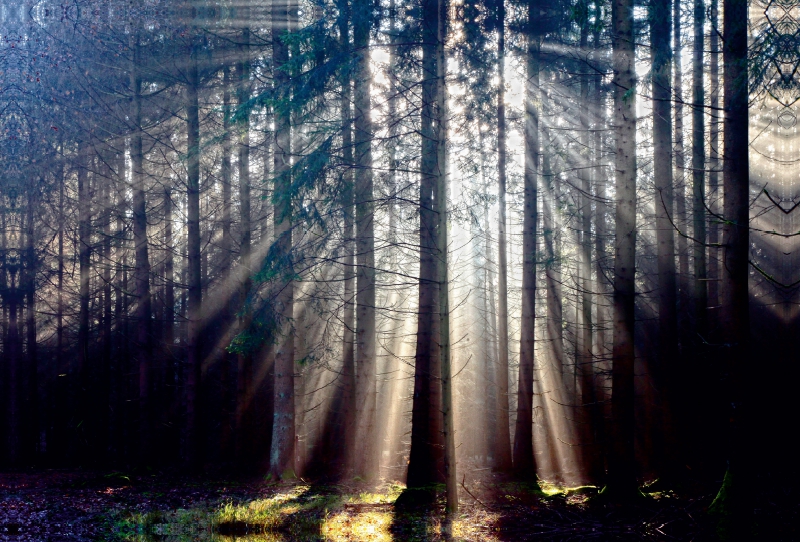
[
  {"x1": 673, "y1": 0, "x2": 690, "y2": 354},
  {"x1": 513, "y1": 11, "x2": 540, "y2": 481},
  {"x1": 543, "y1": 131, "x2": 565, "y2": 382},
  {"x1": 651, "y1": 0, "x2": 679, "y2": 480},
  {"x1": 576, "y1": 17, "x2": 598, "y2": 483},
  {"x1": 25, "y1": 192, "x2": 38, "y2": 460},
  {"x1": 101, "y1": 157, "x2": 113, "y2": 460},
  {"x1": 162, "y1": 186, "x2": 175, "y2": 451},
  {"x1": 236, "y1": 27, "x2": 255, "y2": 467},
  {"x1": 707, "y1": 0, "x2": 720, "y2": 312},
  {"x1": 591, "y1": 6, "x2": 608, "y2": 479},
  {"x1": 353, "y1": 0, "x2": 377, "y2": 480},
  {"x1": 269, "y1": 0, "x2": 296, "y2": 479},
  {"x1": 114, "y1": 157, "x2": 130, "y2": 462},
  {"x1": 494, "y1": 0, "x2": 513, "y2": 472},
  {"x1": 434, "y1": 0, "x2": 456, "y2": 513},
  {"x1": 131, "y1": 38, "x2": 153, "y2": 463},
  {"x1": 607, "y1": 0, "x2": 638, "y2": 496},
  {"x1": 184, "y1": 33, "x2": 203, "y2": 467},
  {"x1": 406, "y1": 0, "x2": 445, "y2": 489},
  {"x1": 77, "y1": 148, "x2": 91, "y2": 460},
  {"x1": 692, "y1": 0, "x2": 707, "y2": 339},
  {"x1": 56, "y1": 157, "x2": 66, "y2": 459},
  {"x1": 337, "y1": 0, "x2": 356, "y2": 476},
  {"x1": 710, "y1": 0, "x2": 750, "y2": 531},
  {"x1": 219, "y1": 66, "x2": 236, "y2": 463}
]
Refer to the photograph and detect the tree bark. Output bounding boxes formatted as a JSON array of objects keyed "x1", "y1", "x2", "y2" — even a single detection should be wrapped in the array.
[
  {"x1": 707, "y1": 0, "x2": 720, "y2": 312},
  {"x1": 652, "y1": 0, "x2": 679, "y2": 480},
  {"x1": 692, "y1": 0, "x2": 707, "y2": 339},
  {"x1": 406, "y1": 0, "x2": 445, "y2": 489},
  {"x1": 710, "y1": 0, "x2": 750, "y2": 531},
  {"x1": 184, "y1": 33, "x2": 203, "y2": 467},
  {"x1": 513, "y1": 11, "x2": 540, "y2": 481},
  {"x1": 434, "y1": 0, "x2": 456, "y2": 514},
  {"x1": 353, "y1": 0, "x2": 377, "y2": 479},
  {"x1": 269, "y1": 0, "x2": 296, "y2": 478},
  {"x1": 607, "y1": 0, "x2": 638, "y2": 496},
  {"x1": 131, "y1": 38, "x2": 153, "y2": 462},
  {"x1": 494, "y1": 0, "x2": 513, "y2": 472}
]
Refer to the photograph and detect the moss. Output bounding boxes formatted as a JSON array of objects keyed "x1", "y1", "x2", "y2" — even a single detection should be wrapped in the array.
[{"x1": 708, "y1": 469, "x2": 753, "y2": 541}]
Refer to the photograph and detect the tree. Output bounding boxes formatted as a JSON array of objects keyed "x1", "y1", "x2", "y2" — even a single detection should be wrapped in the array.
[
  {"x1": 512, "y1": 0, "x2": 540, "y2": 481},
  {"x1": 709, "y1": 0, "x2": 750, "y2": 532},
  {"x1": 353, "y1": 0, "x2": 378, "y2": 479},
  {"x1": 493, "y1": 0, "x2": 514, "y2": 472},
  {"x1": 651, "y1": 0, "x2": 679, "y2": 480},
  {"x1": 606, "y1": 0, "x2": 638, "y2": 497},
  {"x1": 269, "y1": 0, "x2": 297, "y2": 479}
]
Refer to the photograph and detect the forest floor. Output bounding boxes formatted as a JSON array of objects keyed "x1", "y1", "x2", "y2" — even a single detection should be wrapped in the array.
[{"x1": 0, "y1": 469, "x2": 796, "y2": 541}]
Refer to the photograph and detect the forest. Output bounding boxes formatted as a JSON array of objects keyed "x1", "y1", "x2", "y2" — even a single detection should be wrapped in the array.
[{"x1": 0, "y1": 0, "x2": 798, "y2": 539}]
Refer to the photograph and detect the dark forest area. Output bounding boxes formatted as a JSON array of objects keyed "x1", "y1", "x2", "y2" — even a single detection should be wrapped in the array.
[{"x1": 1, "y1": 0, "x2": 799, "y2": 539}]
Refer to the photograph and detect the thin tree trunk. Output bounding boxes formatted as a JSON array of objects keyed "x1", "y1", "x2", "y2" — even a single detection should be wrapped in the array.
[
  {"x1": 77, "y1": 148, "x2": 91, "y2": 460},
  {"x1": 673, "y1": 0, "x2": 690, "y2": 356},
  {"x1": 707, "y1": 0, "x2": 720, "y2": 312},
  {"x1": 269, "y1": 0, "x2": 296, "y2": 478},
  {"x1": 236, "y1": 27, "x2": 254, "y2": 467},
  {"x1": 607, "y1": 0, "x2": 638, "y2": 496},
  {"x1": 543, "y1": 131, "x2": 565, "y2": 381},
  {"x1": 101, "y1": 158, "x2": 113, "y2": 460},
  {"x1": 494, "y1": 0, "x2": 513, "y2": 472},
  {"x1": 577, "y1": 20, "x2": 598, "y2": 483},
  {"x1": 338, "y1": 0, "x2": 356, "y2": 476},
  {"x1": 25, "y1": 192, "x2": 38, "y2": 460},
  {"x1": 184, "y1": 33, "x2": 203, "y2": 467},
  {"x1": 692, "y1": 0, "x2": 707, "y2": 339},
  {"x1": 131, "y1": 38, "x2": 153, "y2": 462},
  {"x1": 434, "y1": 0, "x2": 456, "y2": 514},
  {"x1": 56, "y1": 157, "x2": 66, "y2": 459},
  {"x1": 353, "y1": 0, "x2": 377, "y2": 479},
  {"x1": 513, "y1": 12, "x2": 540, "y2": 481}
]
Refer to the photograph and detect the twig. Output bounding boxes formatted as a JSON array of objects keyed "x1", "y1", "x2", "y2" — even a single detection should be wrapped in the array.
[{"x1": 460, "y1": 475, "x2": 494, "y2": 511}]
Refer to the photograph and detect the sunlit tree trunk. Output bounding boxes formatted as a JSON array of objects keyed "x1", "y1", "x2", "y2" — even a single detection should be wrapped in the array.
[
  {"x1": 434, "y1": 0, "x2": 456, "y2": 513},
  {"x1": 339, "y1": 0, "x2": 356, "y2": 476},
  {"x1": 576, "y1": 18, "x2": 598, "y2": 483},
  {"x1": 481, "y1": 132, "x2": 499, "y2": 462},
  {"x1": 353, "y1": 0, "x2": 377, "y2": 479},
  {"x1": 543, "y1": 130, "x2": 565, "y2": 382},
  {"x1": 513, "y1": 11, "x2": 539, "y2": 481},
  {"x1": 607, "y1": 0, "x2": 638, "y2": 496},
  {"x1": 269, "y1": 0, "x2": 296, "y2": 479},
  {"x1": 494, "y1": 0, "x2": 513, "y2": 472},
  {"x1": 591, "y1": 8, "x2": 609, "y2": 479}
]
